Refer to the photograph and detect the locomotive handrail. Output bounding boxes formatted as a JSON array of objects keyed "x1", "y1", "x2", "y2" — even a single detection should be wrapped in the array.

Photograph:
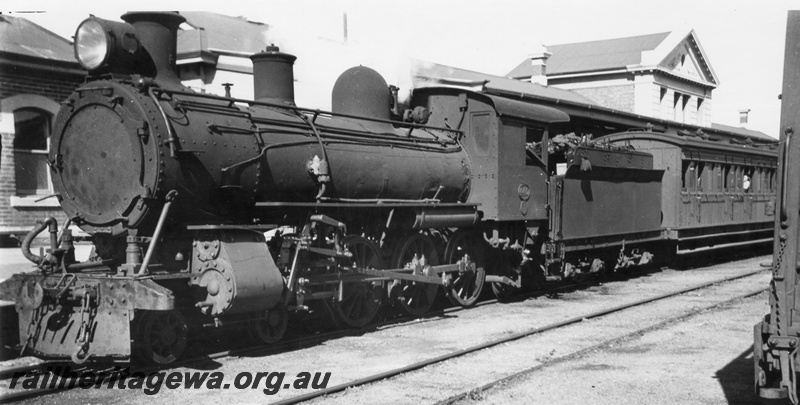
[
  {"x1": 781, "y1": 128, "x2": 793, "y2": 223},
  {"x1": 174, "y1": 95, "x2": 458, "y2": 146},
  {"x1": 221, "y1": 138, "x2": 463, "y2": 175},
  {"x1": 148, "y1": 87, "x2": 178, "y2": 158},
  {"x1": 252, "y1": 121, "x2": 460, "y2": 148},
  {"x1": 245, "y1": 109, "x2": 459, "y2": 144},
  {"x1": 160, "y1": 88, "x2": 463, "y2": 137}
]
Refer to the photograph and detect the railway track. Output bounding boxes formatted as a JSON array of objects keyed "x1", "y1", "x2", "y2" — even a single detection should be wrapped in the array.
[
  {"x1": 0, "y1": 270, "x2": 633, "y2": 403},
  {"x1": 274, "y1": 267, "x2": 768, "y2": 404},
  {"x1": 437, "y1": 288, "x2": 766, "y2": 404},
  {"x1": 0, "y1": 263, "x2": 767, "y2": 403}
]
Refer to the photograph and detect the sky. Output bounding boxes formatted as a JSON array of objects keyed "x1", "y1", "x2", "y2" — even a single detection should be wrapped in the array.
[{"x1": 3, "y1": 0, "x2": 798, "y2": 137}]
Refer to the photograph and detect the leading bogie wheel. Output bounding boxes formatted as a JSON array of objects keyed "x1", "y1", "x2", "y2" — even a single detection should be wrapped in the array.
[
  {"x1": 390, "y1": 233, "x2": 440, "y2": 317},
  {"x1": 443, "y1": 231, "x2": 486, "y2": 308},
  {"x1": 332, "y1": 236, "x2": 384, "y2": 328},
  {"x1": 135, "y1": 310, "x2": 188, "y2": 365},
  {"x1": 248, "y1": 304, "x2": 289, "y2": 344},
  {"x1": 491, "y1": 280, "x2": 515, "y2": 302}
]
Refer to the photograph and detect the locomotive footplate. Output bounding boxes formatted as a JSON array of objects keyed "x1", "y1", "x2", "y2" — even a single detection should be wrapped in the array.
[{"x1": 0, "y1": 272, "x2": 175, "y2": 363}]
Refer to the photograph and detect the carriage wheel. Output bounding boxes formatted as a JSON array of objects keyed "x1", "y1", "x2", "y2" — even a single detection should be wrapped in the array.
[
  {"x1": 443, "y1": 231, "x2": 486, "y2": 308},
  {"x1": 332, "y1": 236, "x2": 384, "y2": 328},
  {"x1": 390, "y1": 233, "x2": 440, "y2": 317},
  {"x1": 248, "y1": 304, "x2": 288, "y2": 344},
  {"x1": 135, "y1": 310, "x2": 188, "y2": 365}
]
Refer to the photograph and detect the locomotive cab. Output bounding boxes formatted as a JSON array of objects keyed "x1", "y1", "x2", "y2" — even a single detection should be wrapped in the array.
[{"x1": 410, "y1": 87, "x2": 570, "y2": 222}]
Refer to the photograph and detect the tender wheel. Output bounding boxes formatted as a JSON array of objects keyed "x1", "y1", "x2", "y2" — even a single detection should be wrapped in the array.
[
  {"x1": 248, "y1": 304, "x2": 288, "y2": 344},
  {"x1": 135, "y1": 310, "x2": 188, "y2": 365},
  {"x1": 390, "y1": 233, "x2": 440, "y2": 317},
  {"x1": 332, "y1": 236, "x2": 384, "y2": 328},
  {"x1": 444, "y1": 231, "x2": 486, "y2": 308}
]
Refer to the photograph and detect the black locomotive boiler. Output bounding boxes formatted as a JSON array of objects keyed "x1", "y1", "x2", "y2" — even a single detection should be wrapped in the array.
[{"x1": 0, "y1": 11, "x2": 777, "y2": 365}]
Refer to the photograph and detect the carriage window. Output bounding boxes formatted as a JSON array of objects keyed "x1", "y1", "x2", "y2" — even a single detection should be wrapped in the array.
[
  {"x1": 743, "y1": 167, "x2": 754, "y2": 193},
  {"x1": 682, "y1": 161, "x2": 696, "y2": 192},
  {"x1": 770, "y1": 169, "x2": 776, "y2": 192},
  {"x1": 711, "y1": 164, "x2": 721, "y2": 192},
  {"x1": 696, "y1": 162, "x2": 705, "y2": 192},
  {"x1": 735, "y1": 167, "x2": 743, "y2": 191},
  {"x1": 753, "y1": 168, "x2": 762, "y2": 193},
  {"x1": 723, "y1": 165, "x2": 731, "y2": 191},
  {"x1": 13, "y1": 107, "x2": 51, "y2": 195}
]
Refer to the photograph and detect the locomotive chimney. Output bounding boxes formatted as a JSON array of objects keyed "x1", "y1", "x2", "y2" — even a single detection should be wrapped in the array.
[
  {"x1": 250, "y1": 45, "x2": 297, "y2": 106},
  {"x1": 120, "y1": 11, "x2": 186, "y2": 86}
]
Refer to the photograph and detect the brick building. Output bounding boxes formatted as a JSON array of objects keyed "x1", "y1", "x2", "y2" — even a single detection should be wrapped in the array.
[
  {"x1": 0, "y1": 15, "x2": 85, "y2": 242},
  {"x1": 507, "y1": 30, "x2": 718, "y2": 127}
]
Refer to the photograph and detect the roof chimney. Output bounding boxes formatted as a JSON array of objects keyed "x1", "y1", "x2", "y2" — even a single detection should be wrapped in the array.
[
  {"x1": 739, "y1": 109, "x2": 751, "y2": 126},
  {"x1": 528, "y1": 46, "x2": 551, "y2": 86}
]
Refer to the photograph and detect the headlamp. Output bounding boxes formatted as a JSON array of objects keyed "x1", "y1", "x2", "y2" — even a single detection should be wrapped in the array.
[
  {"x1": 74, "y1": 17, "x2": 141, "y2": 72},
  {"x1": 75, "y1": 19, "x2": 110, "y2": 70}
]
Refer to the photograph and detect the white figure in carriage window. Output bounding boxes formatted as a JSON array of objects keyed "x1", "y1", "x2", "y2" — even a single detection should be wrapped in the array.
[{"x1": 743, "y1": 174, "x2": 751, "y2": 192}]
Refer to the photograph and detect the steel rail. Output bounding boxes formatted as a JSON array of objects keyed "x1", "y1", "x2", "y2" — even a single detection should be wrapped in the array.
[
  {"x1": 273, "y1": 268, "x2": 766, "y2": 405},
  {"x1": 0, "y1": 266, "x2": 763, "y2": 403},
  {"x1": 438, "y1": 287, "x2": 767, "y2": 404},
  {"x1": 0, "y1": 362, "x2": 52, "y2": 380},
  {"x1": 0, "y1": 268, "x2": 617, "y2": 403}
]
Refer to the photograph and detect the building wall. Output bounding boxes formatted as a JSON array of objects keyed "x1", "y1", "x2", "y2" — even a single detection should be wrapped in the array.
[
  {"x1": 0, "y1": 67, "x2": 80, "y2": 101},
  {"x1": 550, "y1": 70, "x2": 713, "y2": 127},
  {"x1": 549, "y1": 74, "x2": 637, "y2": 114},
  {"x1": 0, "y1": 64, "x2": 84, "y2": 239},
  {"x1": 570, "y1": 84, "x2": 635, "y2": 113}
]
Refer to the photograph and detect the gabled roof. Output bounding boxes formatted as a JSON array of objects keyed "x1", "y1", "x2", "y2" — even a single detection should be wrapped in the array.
[
  {"x1": 547, "y1": 32, "x2": 670, "y2": 75},
  {"x1": 414, "y1": 60, "x2": 597, "y2": 106},
  {"x1": 507, "y1": 30, "x2": 718, "y2": 88},
  {"x1": 0, "y1": 14, "x2": 76, "y2": 62},
  {"x1": 177, "y1": 11, "x2": 271, "y2": 57}
]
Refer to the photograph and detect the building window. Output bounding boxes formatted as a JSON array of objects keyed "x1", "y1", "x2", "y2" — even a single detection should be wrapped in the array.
[
  {"x1": 674, "y1": 92, "x2": 689, "y2": 123},
  {"x1": 13, "y1": 107, "x2": 52, "y2": 195},
  {"x1": 696, "y1": 98, "x2": 705, "y2": 125},
  {"x1": 660, "y1": 87, "x2": 669, "y2": 120}
]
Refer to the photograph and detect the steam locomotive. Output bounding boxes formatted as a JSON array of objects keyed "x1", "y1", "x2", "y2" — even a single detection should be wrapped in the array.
[{"x1": 0, "y1": 11, "x2": 778, "y2": 365}]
